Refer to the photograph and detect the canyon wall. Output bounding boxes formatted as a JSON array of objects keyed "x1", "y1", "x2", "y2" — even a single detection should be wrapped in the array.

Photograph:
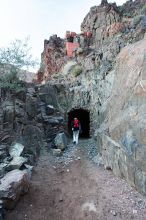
[
  {"x1": 39, "y1": 0, "x2": 146, "y2": 195},
  {"x1": 1, "y1": 0, "x2": 146, "y2": 197}
]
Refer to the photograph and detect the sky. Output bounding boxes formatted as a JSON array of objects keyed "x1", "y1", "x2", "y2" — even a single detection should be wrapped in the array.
[{"x1": 0, "y1": 0, "x2": 127, "y2": 70}]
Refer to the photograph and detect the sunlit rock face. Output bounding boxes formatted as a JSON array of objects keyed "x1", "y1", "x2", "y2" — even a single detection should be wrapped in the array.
[
  {"x1": 99, "y1": 37, "x2": 146, "y2": 195},
  {"x1": 81, "y1": 0, "x2": 146, "y2": 48},
  {"x1": 38, "y1": 35, "x2": 66, "y2": 83},
  {"x1": 81, "y1": 1, "x2": 122, "y2": 46}
]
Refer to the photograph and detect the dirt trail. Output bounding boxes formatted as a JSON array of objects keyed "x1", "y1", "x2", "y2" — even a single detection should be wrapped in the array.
[{"x1": 5, "y1": 139, "x2": 146, "y2": 220}]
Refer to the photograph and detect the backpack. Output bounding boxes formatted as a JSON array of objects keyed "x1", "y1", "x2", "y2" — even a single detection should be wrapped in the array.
[{"x1": 73, "y1": 119, "x2": 79, "y2": 128}]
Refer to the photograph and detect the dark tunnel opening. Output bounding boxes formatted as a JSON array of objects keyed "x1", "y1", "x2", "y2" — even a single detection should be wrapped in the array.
[{"x1": 68, "y1": 109, "x2": 90, "y2": 138}]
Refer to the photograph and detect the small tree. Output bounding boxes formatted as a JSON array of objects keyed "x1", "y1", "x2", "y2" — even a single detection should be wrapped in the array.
[{"x1": 0, "y1": 38, "x2": 38, "y2": 92}]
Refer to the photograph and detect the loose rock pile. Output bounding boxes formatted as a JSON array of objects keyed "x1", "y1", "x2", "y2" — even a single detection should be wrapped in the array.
[{"x1": 0, "y1": 143, "x2": 31, "y2": 218}]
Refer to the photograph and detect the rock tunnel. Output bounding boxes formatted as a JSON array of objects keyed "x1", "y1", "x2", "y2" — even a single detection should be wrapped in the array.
[{"x1": 68, "y1": 108, "x2": 90, "y2": 138}]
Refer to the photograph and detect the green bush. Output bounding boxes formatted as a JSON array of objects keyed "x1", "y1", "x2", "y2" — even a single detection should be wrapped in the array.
[
  {"x1": 71, "y1": 65, "x2": 82, "y2": 77},
  {"x1": 141, "y1": 5, "x2": 146, "y2": 15},
  {"x1": 0, "y1": 66, "x2": 25, "y2": 92},
  {"x1": 133, "y1": 15, "x2": 144, "y2": 27},
  {"x1": 123, "y1": 12, "x2": 132, "y2": 18}
]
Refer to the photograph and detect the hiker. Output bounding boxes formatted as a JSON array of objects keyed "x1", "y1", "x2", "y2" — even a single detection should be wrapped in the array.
[{"x1": 72, "y1": 117, "x2": 81, "y2": 144}]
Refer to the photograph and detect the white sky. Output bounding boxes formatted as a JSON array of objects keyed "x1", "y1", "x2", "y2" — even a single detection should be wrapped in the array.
[{"x1": 0, "y1": 0, "x2": 126, "y2": 69}]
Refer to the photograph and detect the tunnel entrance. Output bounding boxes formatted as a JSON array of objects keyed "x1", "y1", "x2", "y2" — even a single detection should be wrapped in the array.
[{"x1": 68, "y1": 109, "x2": 90, "y2": 138}]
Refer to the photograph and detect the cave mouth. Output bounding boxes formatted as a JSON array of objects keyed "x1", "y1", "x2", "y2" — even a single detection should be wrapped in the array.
[{"x1": 68, "y1": 108, "x2": 90, "y2": 138}]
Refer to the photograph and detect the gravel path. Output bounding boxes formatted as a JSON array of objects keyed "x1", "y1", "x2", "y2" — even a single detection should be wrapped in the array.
[{"x1": 5, "y1": 139, "x2": 146, "y2": 220}]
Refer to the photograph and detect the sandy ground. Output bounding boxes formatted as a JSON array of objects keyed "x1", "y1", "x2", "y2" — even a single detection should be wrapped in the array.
[{"x1": 5, "y1": 139, "x2": 146, "y2": 220}]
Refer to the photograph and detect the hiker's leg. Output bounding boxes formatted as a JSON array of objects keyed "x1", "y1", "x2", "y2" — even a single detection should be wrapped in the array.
[
  {"x1": 73, "y1": 131, "x2": 76, "y2": 143},
  {"x1": 76, "y1": 130, "x2": 79, "y2": 144}
]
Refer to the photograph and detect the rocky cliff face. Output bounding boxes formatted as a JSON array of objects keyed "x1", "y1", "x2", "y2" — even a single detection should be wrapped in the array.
[
  {"x1": 99, "y1": 35, "x2": 146, "y2": 195},
  {"x1": 37, "y1": 35, "x2": 66, "y2": 83},
  {"x1": 0, "y1": 83, "x2": 64, "y2": 177},
  {"x1": 1, "y1": 0, "x2": 146, "y2": 201},
  {"x1": 81, "y1": 1, "x2": 122, "y2": 46},
  {"x1": 38, "y1": 0, "x2": 146, "y2": 195},
  {"x1": 37, "y1": 0, "x2": 146, "y2": 85},
  {"x1": 81, "y1": 0, "x2": 146, "y2": 40}
]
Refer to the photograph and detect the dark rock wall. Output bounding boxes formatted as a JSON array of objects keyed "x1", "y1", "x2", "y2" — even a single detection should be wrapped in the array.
[{"x1": 0, "y1": 83, "x2": 64, "y2": 165}]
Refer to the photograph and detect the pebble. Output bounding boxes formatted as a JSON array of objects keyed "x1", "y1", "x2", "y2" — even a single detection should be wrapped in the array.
[
  {"x1": 137, "y1": 199, "x2": 146, "y2": 209},
  {"x1": 77, "y1": 157, "x2": 81, "y2": 160},
  {"x1": 133, "y1": 209, "x2": 137, "y2": 214},
  {"x1": 110, "y1": 210, "x2": 117, "y2": 216},
  {"x1": 67, "y1": 169, "x2": 70, "y2": 172}
]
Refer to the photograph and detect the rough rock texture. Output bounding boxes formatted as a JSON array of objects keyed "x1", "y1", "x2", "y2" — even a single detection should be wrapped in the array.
[
  {"x1": 99, "y1": 37, "x2": 146, "y2": 195},
  {"x1": 9, "y1": 143, "x2": 24, "y2": 158},
  {"x1": 0, "y1": 169, "x2": 30, "y2": 209},
  {"x1": 37, "y1": 0, "x2": 146, "y2": 196},
  {"x1": 37, "y1": 35, "x2": 66, "y2": 82},
  {"x1": 51, "y1": 35, "x2": 146, "y2": 195},
  {"x1": 79, "y1": 0, "x2": 146, "y2": 78},
  {"x1": 1, "y1": 0, "x2": 146, "y2": 203},
  {"x1": 0, "y1": 83, "x2": 64, "y2": 159},
  {"x1": 81, "y1": 2, "x2": 122, "y2": 46},
  {"x1": 54, "y1": 132, "x2": 68, "y2": 150},
  {"x1": 5, "y1": 157, "x2": 27, "y2": 171},
  {"x1": 48, "y1": 59, "x2": 115, "y2": 138},
  {"x1": 0, "y1": 200, "x2": 5, "y2": 220},
  {"x1": 119, "y1": 0, "x2": 146, "y2": 18},
  {"x1": 0, "y1": 79, "x2": 65, "y2": 189},
  {"x1": 36, "y1": 1, "x2": 146, "y2": 85}
]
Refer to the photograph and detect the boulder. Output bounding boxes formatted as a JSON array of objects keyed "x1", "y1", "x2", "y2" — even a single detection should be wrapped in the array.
[
  {"x1": 43, "y1": 116, "x2": 59, "y2": 125},
  {"x1": 22, "y1": 125, "x2": 43, "y2": 162},
  {"x1": 2, "y1": 101, "x2": 14, "y2": 125},
  {"x1": 9, "y1": 143, "x2": 24, "y2": 158},
  {"x1": 5, "y1": 157, "x2": 27, "y2": 171},
  {"x1": 54, "y1": 132, "x2": 67, "y2": 150},
  {"x1": 0, "y1": 169, "x2": 30, "y2": 209},
  {"x1": 0, "y1": 151, "x2": 7, "y2": 162},
  {"x1": 26, "y1": 95, "x2": 37, "y2": 118},
  {"x1": 23, "y1": 164, "x2": 33, "y2": 177},
  {"x1": 0, "y1": 146, "x2": 7, "y2": 151},
  {"x1": 42, "y1": 115, "x2": 63, "y2": 125},
  {"x1": 0, "y1": 163, "x2": 8, "y2": 177},
  {"x1": 46, "y1": 105, "x2": 55, "y2": 115},
  {"x1": 52, "y1": 149, "x2": 62, "y2": 156}
]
